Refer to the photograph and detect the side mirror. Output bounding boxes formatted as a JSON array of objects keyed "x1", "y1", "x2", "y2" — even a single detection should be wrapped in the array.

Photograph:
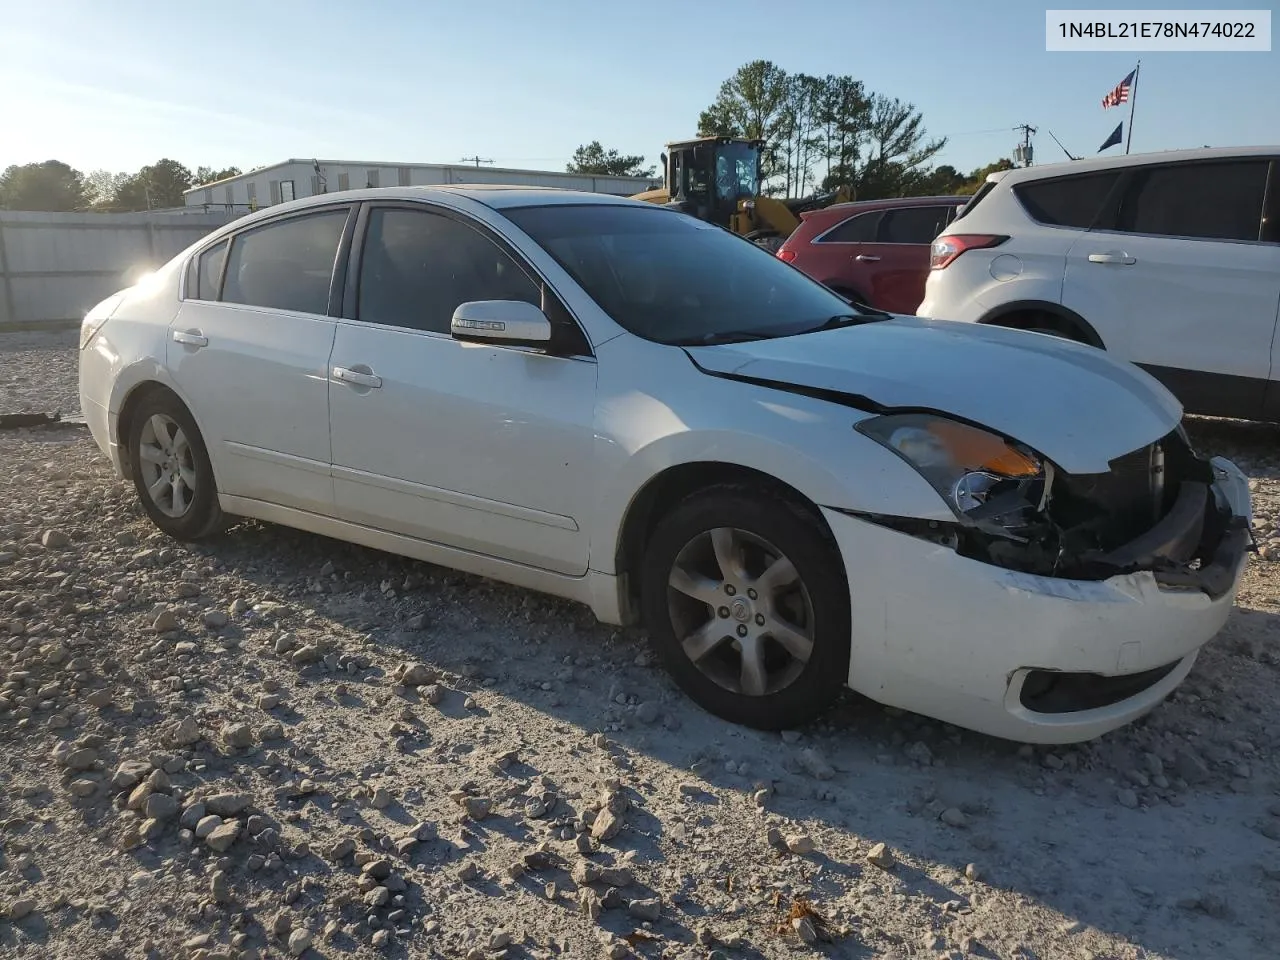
[{"x1": 450, "y1": 300, "x2": 551, "y2": 347}]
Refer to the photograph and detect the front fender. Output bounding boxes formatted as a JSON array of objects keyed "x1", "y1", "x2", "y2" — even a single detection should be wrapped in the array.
[{"x1": 586, "y1": 364, "x2": 952, "y2": 575}]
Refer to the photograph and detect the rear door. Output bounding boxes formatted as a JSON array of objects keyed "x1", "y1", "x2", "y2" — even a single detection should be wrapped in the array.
[
  {"x1": 169, "y1": 205, "x2": 354, "y2": 513},
  {"x1": 799, "y1": 209, "x2": 882, "y2": 301},
  {"x1": 1062, "y1": 157, "x2": 1280, "y2": 418},
  {"x1": 860, "y1": 204, "x2": 958, "y2": 313}
]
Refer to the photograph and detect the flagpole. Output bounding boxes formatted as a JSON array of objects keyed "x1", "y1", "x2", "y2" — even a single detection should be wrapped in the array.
[{"x1": 1125, "y1": 60, "x2": 1141, "y2": 154}]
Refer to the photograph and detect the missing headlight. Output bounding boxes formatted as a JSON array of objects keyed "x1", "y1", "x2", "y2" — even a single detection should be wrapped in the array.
[{"x1": 848, "y1": 426, "x2": 1227, "y2": 583}]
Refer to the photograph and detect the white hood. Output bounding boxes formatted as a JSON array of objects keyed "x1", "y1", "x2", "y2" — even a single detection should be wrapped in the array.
[{"x1": 685, "y1": 316, "x2": 1183, "y2": 475}]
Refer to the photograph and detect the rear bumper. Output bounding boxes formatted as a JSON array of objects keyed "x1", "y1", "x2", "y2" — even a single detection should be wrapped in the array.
[{"x1": 824, "y1": 456, "x2": 1251, "y2": 744}]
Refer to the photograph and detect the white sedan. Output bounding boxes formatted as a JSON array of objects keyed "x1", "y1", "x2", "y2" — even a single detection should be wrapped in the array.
[{"x1": 78, "y1": 186, "x2": 1253, "y2": 743}]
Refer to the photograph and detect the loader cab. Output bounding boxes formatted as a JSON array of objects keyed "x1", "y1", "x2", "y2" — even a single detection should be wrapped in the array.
[{"x1": 662, "y1": 137, "x2": 763, "y2": 228}]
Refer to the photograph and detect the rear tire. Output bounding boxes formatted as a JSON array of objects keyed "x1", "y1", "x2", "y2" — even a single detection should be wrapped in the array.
[
  {"x1": 126, "y1": 391, "x2": 225, "y2": 541},
  {"x1": 640, "y1": 485, "x2": 850, "y2": 730}
]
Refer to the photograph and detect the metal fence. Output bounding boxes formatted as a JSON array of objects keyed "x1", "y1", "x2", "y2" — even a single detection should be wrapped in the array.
[{"x1": 0, "y1": 210, "x2": 239, "y2": 329}]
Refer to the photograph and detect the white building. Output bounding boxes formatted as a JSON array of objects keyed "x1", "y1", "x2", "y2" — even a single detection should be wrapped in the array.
[{"x1": 183, "y1": 158, "x2": 659, "y2": 212}]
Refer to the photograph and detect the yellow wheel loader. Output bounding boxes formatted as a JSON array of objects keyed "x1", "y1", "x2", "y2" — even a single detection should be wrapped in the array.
[{"x1": 630, "y1": 136, "x2": 854, "y2": 250}]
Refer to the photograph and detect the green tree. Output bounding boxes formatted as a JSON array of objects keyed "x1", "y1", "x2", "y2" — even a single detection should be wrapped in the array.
[
  {"x1": 697, "y1": 59, "x2": 791, "y2": 142},
  {"x1": 0, "y1": 160, "x2": 89, "y2": 211},
  {"x1": 915, "y1": 164, "x2": 966, "y2": 196},
  {"x1": 957, "y1": 158, "x2": 1015, "y2": 195},
  {"x1": 84, "y1": 170, "x2": 132, "y2": 209},
  {"x1": 698, "y1": 63, "x2": 944, "y2": 200},
  {"x1": 813, "y1": 74, "x2": 869, "y2": 191},
  {"x1": 195, "y1": 166, "x2": 242, "y2": 185},
  {"x1": 773, "y1": 74, "x2": 827, "y2": 197},
  {"x1": 566, "y1": 142, "x2": 654, "y2": 178},
  {"x1": 114, "y1": 158, "x2": 195, "y2": 210},
  {"x1": 697, "y1": 59, "x2": 792, "y2": 187},
  {"x1": 836, "y1": 94, "x2": 947, "y2": 200}
]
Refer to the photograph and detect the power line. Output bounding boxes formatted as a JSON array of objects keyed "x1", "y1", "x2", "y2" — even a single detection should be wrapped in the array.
[{"x1": 459, "y1": 155, "x2": 494, "y2": 167}]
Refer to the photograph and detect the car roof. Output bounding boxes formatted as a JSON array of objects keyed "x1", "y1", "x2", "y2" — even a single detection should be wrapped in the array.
[
  {"x1": 986, "y1": 144, "x2": 1280, "y2": 187},
  {"x1": 815, "y1": 195, "x2": 965, "y2": 217},
  {"x1": 247, "y1": 185, "x2": 646, "y2": 216},
  {"x1": 825, "y1": 195, "x2": 966, "y2": 212}
]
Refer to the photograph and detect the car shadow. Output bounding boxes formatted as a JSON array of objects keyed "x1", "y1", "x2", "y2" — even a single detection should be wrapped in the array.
[{"x1": 81, "y1": 441, "x2": 1280, "y2": 960}]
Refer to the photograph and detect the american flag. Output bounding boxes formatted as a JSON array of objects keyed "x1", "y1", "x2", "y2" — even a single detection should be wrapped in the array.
[{"x1": 1102, "y1": 70, "x2": 1135, "y2": 109}]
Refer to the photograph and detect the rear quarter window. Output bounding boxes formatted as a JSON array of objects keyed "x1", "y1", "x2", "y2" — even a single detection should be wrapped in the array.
[
  {"x1": 1014, "y1": 171, "x2": 1121, "y2": 228},
  {"x1": 951, "y1": 180, "x2": 996, "y2": 223}
]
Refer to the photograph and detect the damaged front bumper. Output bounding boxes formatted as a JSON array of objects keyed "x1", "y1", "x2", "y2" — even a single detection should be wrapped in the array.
[{"x1": 822, "y1": 455, "x2": 1252, "y2": 744}]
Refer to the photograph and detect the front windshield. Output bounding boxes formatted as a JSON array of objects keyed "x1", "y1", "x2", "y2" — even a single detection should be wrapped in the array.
[
  {"x1": 714, "y1": 143, "x2": 760, "y2": 202},
  {"x1": 504, "y1": 203, "x2": 862, "y2": 345}
]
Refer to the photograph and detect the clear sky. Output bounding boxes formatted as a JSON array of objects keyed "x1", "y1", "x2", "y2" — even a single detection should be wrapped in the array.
[{"x1": 2, "y1": 0, "x2": 1277, "y2": 181}]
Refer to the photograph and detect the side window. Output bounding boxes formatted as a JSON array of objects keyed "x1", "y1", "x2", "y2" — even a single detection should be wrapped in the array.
[
  {"x1": 880, "y1": 206, "x2": 952, "y2": 244},
  {"x1": 817, "y1": 211, "x2": 881, "y2": 243},
  {"x1": 357, "y1": 207, "x2": 541, "y2": 334},
  {"x1": 221, "y1": 209, "x2": 349, "y2": 315},
  {"x1": 1014, "y1": 171, "x2": 1120, "y2": 228},
  {"x1": 1115, "y1": 160, "x2": 1269, "y2": 242},
  {"x1": 193, "y1": 239, "x2": 227, "y2": 300}
]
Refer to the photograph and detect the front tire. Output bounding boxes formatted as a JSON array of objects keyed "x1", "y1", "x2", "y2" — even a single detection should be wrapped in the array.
[
  {"x1": 126, "y1": 391, "x2": 225, "y2": 541},
  {"x1": 640, "y1": 486, "x2": 851, "y2": 730}
]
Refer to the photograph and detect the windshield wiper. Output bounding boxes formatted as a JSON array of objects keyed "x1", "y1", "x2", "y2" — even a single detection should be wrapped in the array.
[
  {"x1": 669, "y1": 330, "x2": 778, "y2": 346},
  {"x1": 803, "y1": 311, "x2": 891, "y2": 333}
]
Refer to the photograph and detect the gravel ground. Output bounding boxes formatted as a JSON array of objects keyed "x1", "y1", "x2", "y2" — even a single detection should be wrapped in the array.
[
  {"x1": 0, "y1": 328, "x2": 80, "y2": 417},
  {"x1": 2, "y1": 329, "x2": 1279, "y2": 960}
]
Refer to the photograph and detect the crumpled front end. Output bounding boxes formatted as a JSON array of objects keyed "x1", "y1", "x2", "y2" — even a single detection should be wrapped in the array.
[
  {"x1": 826, "y1": 430, "x2": 1253, "y2": 743},
  {"x1": 947, "y1": 426, "x2": 1250, "y2": 597}
]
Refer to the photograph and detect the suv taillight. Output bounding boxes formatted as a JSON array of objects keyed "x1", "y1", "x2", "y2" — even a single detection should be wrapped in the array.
[
  {"x1": 930, "y1": 234, "x2": 1008, "y2": 270},
  {"x1": 777, "y1": 248, "x2": 797, "y2": 263}
]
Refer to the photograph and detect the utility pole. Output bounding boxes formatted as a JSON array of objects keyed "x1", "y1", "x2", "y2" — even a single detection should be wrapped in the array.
[
  {"x1": 1012, "y1": 124, "x2": 1037, "y2": 167},
  {"x1": 459, "y1": 156, "x2": 493, "y2": 168}
]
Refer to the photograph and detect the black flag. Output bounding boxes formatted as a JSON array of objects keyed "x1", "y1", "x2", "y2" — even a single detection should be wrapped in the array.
[{"x1": 1098, "y1": 122, "x2": 1123, "y2": 153}]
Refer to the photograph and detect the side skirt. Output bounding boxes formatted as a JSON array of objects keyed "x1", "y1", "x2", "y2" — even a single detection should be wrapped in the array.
[{"x1": 218, "y1": 495, "x2": 627, "y2": 626}]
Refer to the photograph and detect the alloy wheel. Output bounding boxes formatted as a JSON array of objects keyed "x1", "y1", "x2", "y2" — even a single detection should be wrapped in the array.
[
  {"x1": 666, "y1": 526, "x2": 816, "y2": 697},
  {"x1": 136, "y1": 413, "x2": 198, "y2": 518}
]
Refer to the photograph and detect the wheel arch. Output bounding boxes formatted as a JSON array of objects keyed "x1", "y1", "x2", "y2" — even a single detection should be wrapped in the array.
[
  {"x1": 115, "y1": 378, "x2": 211, "y2": 482},
  {"x1": 612, "y1": 460, "x2": 840, "y2": 622},
  {"x1": 977, "y1": 300, "x2": 1105, "y2": 349}
]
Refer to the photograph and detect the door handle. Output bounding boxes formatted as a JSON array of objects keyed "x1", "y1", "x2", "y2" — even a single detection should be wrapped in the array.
[
  {"x1": 171, "y1": 330, "x2": 208, "y2": 348},
  {"x1": 1087, "y1": 252, "x2": 1137, "y2": 265},
  {"x1": 332, "y1": 366, "x2": 382, "y2": 389},
  {"x1": 854, "y1": 255, "x2": 881, "y2": 262}
]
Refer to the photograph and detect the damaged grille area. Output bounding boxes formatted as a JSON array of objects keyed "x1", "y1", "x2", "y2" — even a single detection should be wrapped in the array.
[{"x1": 955, "y1": 427, "x2": 1232, "y2": 583}]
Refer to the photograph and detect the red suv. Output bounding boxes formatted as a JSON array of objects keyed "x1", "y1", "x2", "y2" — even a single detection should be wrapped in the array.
[{"x1": 777, "y1": 196, "x2": 966, "y2": 314}]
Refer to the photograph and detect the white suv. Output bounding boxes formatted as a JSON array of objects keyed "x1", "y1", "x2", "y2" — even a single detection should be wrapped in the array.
[{"x1": 918, "y1": 146, "x2": 1280, "y2": 422}]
